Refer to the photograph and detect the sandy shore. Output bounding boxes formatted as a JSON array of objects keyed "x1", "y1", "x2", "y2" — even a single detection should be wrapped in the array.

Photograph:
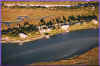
[
  {"x1": 1, "y1": 29, "x2": 68, "y2": 44},
  {"x1": 2, "y1": 35, "x2": 45, "y2": 44}
]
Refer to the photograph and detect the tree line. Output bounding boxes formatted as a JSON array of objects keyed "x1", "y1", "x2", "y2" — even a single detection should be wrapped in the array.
[{"x1": 1, "y1": 14, "x2": 97, "y2": 36}]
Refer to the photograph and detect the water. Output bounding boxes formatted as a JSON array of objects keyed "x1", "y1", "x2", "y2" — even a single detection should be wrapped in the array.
[{"x1": 2, "y1": 29, "x2": 98, "y2": 64}]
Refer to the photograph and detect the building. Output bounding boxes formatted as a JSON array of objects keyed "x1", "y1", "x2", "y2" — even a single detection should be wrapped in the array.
[
  {"x1": 19, "y1": 33, "x2": 28, "y2": 39},
  {"x1": 61, "y1": 25, "x2": 69, "y2": 31},
  {"x1": 92, "y1": 19, "x2": 98, "y2": 24}
]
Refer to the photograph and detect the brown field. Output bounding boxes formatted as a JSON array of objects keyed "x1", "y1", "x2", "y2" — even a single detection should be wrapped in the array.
[{"x1": 1, "y1": 6, "x2": 98, "y2": 22}]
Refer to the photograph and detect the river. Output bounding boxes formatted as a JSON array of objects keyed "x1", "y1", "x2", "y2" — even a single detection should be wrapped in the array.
[{"x1": 2, "y1": 29, "x2": 98, "y2": 64}]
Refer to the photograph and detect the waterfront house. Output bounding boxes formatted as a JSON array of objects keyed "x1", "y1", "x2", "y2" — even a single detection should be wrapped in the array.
[
  {"x1": 92, "y1": 19, "x2": 98, "y2": 24},
  {"x1": 19, "y1": 33, "x2": 28, "y2": 39},
  {"x1": 61, "y1": 25, "x2": 69, "y2": 31},
  {"x1": 39, "y1": 29, "x2": 46, "y2": 34},
  {"x1": 38, "y1": 25, "x2": 53, "y2": 34}
]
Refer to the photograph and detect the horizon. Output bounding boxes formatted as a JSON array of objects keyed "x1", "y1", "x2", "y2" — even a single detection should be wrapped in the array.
[{"x1": 1, "y1": 0, "x2": 98, "y2": 1}]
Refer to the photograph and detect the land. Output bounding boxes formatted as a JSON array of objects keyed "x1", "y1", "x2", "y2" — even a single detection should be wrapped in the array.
[
  {"x1": 1, "y1": 21, "x2": 99, "y2": 44},
  {"x1": 1, "y1": 1, "x2": 99, "y2": 65},
  {"x1": 1, "y1": 6, "x2": 98, "y2": 22},
  {"x1": 1, "y1": 2, "x2": 99, "y2": 43}
]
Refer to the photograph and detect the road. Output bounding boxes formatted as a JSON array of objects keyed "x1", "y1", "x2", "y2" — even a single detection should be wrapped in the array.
[{"x1": 2, "y1": 29, "x2": 98, "y2": 64}]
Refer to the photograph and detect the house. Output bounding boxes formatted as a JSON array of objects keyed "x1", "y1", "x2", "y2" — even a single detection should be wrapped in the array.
[
  {"x1": 39, "y1": 29, "x2": 46, "y2": 34},
  {"x1": 61, "y1": 25, "x2": 69, "y2": 31},
  {"x1": 19, "y1": 33, "x2": 28, "y2": 39},
  {"x1": 39, "y1": 28, "x2": 52, "y2": 34},
  {"x1": 46, "y1": 28, "x2": 52, "y2": 32},
  {"x1": 92, "y1": 19, "x2": 98, "y2": 24},
  {"x1": 38, "y1": 25, "x2": 53, "y2": 34}
]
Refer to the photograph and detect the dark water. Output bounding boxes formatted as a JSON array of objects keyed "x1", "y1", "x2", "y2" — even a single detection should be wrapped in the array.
[{"x1": 2, "y1": 29, "x2": 98, "y2": 64}]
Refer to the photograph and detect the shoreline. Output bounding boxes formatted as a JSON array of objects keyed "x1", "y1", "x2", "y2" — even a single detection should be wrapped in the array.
[
  {"x1": 2, "y1": 35, "x2": 45, "y2": 44},
  {"x1": 2, "y1": 30, "x2": 70, "y2": 44},
  {"x1": 2, "y1": 23, "x2": 98, "y2": 44}
]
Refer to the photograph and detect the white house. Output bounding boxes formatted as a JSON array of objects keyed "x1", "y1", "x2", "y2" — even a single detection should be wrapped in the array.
[
  {"x1": 39, "y1": 29, "x2": 46, "y2": 34},
  {"x1": 61, "y1": 25, "x2": 69, "y2": 32},
  {"x1": 19, "y1": 33, "x2": 28, "y2": 39},
  {"x1": 38, "y1": 26, "x2": 52, "y2": 34},
  {"x1": 92, "y1": 19, "x2": 98, "y2": 24},
  {"x1": 46, "y1": 28, "x2": 52, "y2": 32}
]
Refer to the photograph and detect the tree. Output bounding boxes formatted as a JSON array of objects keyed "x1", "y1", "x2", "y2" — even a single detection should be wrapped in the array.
[
  {"x1": 68, "y1": 16, "x2": 75, "y2": 21},
  {"x1": 56, "y1": 18, "x2": 60, "y2": 24},
  {"x1": 40, "y1": 18, "x2": 46, "y2": 25},
  {"x1": 46, "y1": 21, "x2": 53, "y2": 27},
  {"x1": 62, "y1": 16, "x2": 66, "y2": 23}
]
